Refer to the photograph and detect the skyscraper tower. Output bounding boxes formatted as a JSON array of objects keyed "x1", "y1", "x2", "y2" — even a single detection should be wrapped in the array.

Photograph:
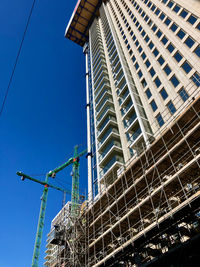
[{"x1": 66, "y1": 0, "x2": 200, "y2": 202}]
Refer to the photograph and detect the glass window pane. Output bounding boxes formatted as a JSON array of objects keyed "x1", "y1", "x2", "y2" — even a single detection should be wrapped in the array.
[
  {"x1": 170, "y1": 75, "x2": 180, "y2": 87},
  {"x1": 179, "y1": 88, "x2": 189, "y2": 102},
  {"x1": 184, "y1": 37, "x2": 195, "y2": 48},
  {"x1": 167, "y1": 43, "x2": 175, "y2": 53},
  {"x1": 170, "y1": 23, "x2": 178, "y2": 32},
  {"x1": 164, "y1": 64, "x2": 172, "y2": 75},
  {"x1": 180, "y1": 9, "x2": 188, "y2": 18},
  {"x1": 167, "y1": 101, "x2": 176, "y2": 114},
  {"x1": 177, "y1": 29, "x2": 186, "y2": 39},
  {"x1": 156, "y1": 113, "x2": 165, "y2": 127},
  {"x1": 164, "y1": 17, "x2": 171, "y2": 26},
  {"x1": 187, "y1": 15, "x2": 197, "y2": 25},
  {"x1": 173, "y1": 52, "x2": 183, "y2": 62},
  {"x1": 194, "y1": 46, "x2": 200, "y2": 58},
  {"x1": 154, "y1": 77, "x2": 161, "y2": 88},
  {"x1": 145, "y1": 89, "x2": 152, "y2": 99},
  {"x1": 173, "y1": 5, "x2": 180, "y2": 13},
  {"x1": 161, "y1": 36, "x2": 168, "y2": 45},
  {"x1": 149, "y1": 67, "x2": 156, "y2": 77},
  {"x1": 160, "y1": 88, "x2": 168, "y2": 100},
  {"x1": 181, "y1": 61, "x2": 192, "y2": 74},
  {"x1": 158, "y1": 56, "x2": 165, "y2": 65},
  {"x1": 150, "y1": 100, "x2": 158, "y2": 112}
]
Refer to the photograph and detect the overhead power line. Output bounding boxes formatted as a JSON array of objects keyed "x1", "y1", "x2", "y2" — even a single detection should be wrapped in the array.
[{"x1": 0, "y1": 0, "x2": 37, "y2": 118}]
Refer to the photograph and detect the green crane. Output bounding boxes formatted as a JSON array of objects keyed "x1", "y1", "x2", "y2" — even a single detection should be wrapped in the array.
[{"x1": 17, "y1": 146, "x2": 87, "y2": 267}]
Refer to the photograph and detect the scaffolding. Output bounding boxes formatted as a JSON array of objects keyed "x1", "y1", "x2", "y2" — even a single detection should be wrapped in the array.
[{"x1": 48, "y1": 80, "x2": 200, "y2": 266}]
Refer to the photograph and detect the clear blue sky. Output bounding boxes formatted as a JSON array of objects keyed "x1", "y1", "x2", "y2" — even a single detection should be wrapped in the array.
[{"x1": 0, "y1": 0, "x2": 87, "y2": 266}]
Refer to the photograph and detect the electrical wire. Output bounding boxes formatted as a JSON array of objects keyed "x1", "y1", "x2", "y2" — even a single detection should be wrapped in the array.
[{"x1": 0, "y1": 0, "x2": 37, "y2": 118}]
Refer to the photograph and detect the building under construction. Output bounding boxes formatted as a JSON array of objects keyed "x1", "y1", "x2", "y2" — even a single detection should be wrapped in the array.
[{"x1": 45, "y1": 0, "x2": 200, "y2": 266}]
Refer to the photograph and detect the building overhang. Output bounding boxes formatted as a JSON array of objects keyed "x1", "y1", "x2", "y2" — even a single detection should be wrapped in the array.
[{"x1": 65, "y1": 0, "x2": 104, "y2": 47}]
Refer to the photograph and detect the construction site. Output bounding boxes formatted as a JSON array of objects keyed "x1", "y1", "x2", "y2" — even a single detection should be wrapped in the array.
[{"x1": 43, "y1": 79, "x2": 200, "y2": 266}]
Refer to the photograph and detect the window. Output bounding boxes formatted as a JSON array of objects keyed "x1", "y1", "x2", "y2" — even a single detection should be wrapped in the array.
[
  {"x1": 161, "y1": 36, "x2": 168, "y2": 45},
  {"x1": 138, "y1": 26, "x2": 143, "y2": 32},
  {"x1": 154, "y1": 77, "x2": 161, "y2": 88},
  {"x1": 156, "y1": 113, "x2": 164, "y2": 127},
  {"x1": 170, "y1": 23, "x2": 178, "y2": 32},
  {"x1": 145, "y1": 88, "x2": 152, "y2": 99},
  {"x1": 174, "y1": 52, "x2": 183, "y2": 62},
  {"x1": 149, "y1": 67, "x2": 156, "y2": 77},
  {"x1": 162, "y1": 0, "x2": 167, "y2": 3},
  {"x1": 132, "y1": 56, "x2": 136, "y2": 63},
  {"x1": 135, "y1": 62, "x2": 139, "y2": 70},
  {"x1": 145, "y1": 59, "x2": 151, "y2": 68},
  {"x1": 156, "y1": 30, "x2": 162, "y2": 38},
  {"x1": 135, "y1": 40, "x2": 139, "y2": 47},
  {"x1": 141, "y1": 52, "x2": 147, "y2": 60},
  {"x1": 153, "y1": 48, "x2": 159, "y2": 57},
  {"x1": 194, "y1": 46, "x2": 200, "y2": 58},
  {"x1": 167, "y1": 101, "x2": 176, "y2": 114},
  {"x1": 138, "y1": 70, "x2": 143, "y2": 78},
  {"x1": 177, "y1": 29, "x2": 186, "y2": 39},
  {"x1": 132, "y1": 35, "x2": 136, "y2": 41},
  {"x1": 150, "y1": 100, "x2": 158, "y2": 112},
  {"x1": 141, "y1": 30, "x2": 146, "y2": 37},
  {"x1": 170, "y1": 75, "x2": 180, "y2": 87},
  {"x1": 179, "y1": 88, "x2": 189, "y2": 102},
  {"x1": 160, "y1": 88, "x2": 168, "y2": 100},
  {"x1": 145, "y1": 35, "x2": 150, "y2": 43},
  {"x1": 196, "y1": 23, "x2": 200, "y2": 31},
  {"x1": 187, "y1": 14, "x2": 197, "y2": 25},
  {"x1": 158, "y1": 56, "x2": 165, "y2": 65},
  {"x1": 155, "y1": 8, "x2": 160, "y2": 15},
  {"x1": 184, "y1": 37, "x2": 195, "y2": 48},
  {"x1": 138, "y1": 46, "x2": 142, "y2": 53},
  {"x1": 181, "y1": 61, "x2": 192, "y2": 74},
  {"x1": 164, "y1": 64, "x2": 172, "y2": 75},
  {"x1": 164, "y1": 17, "x2": 171, "y2": 26},
  {"x1": 141, "y1": 78, "x2": 147, "y2": 88},
  {"x1": 145, "y1": 15, "x2": 149, "y2": 22},
  {"x1": 173, "y1": 5, "x2": 180, "y2": 13},
  {"x1": 152, "y1": 25, "x2": 157, "y2": 32},
  {"x1": 148, "y1": 41, "x2": 154, "y2": 49},
  {"x1": 192, "y1": 72, "x2": 200, "y2": 87},
  {"x1": 159, "y1": 12, "x2": 165, "y2": 20},
  {"x1": 151, "y1": 4, "x2": 156, "y2": 11},
  {"x1": 167, "y1": 1, "x2": 174, "y2": 8},
  {"x1": 180, "y1": 9, "x2": 188, "y2": 18},
  {"x1": 167, "y1": 43, "x2": 175, "y2": 53}
]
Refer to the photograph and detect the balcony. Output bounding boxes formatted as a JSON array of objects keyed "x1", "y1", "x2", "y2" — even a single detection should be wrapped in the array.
[
  {"x1": 121, "y1": 100, "x2": 133, "y2": 117},
  {"x1": 119, "y1": 89, "x2": 130, "y2": 106},
  {"x1": 95, "y1": 82, "x2": 110, "y2": 100},
  {"x1": 93, "y1": 62, "x2": 107, "y2": 80},
  {"x1": 99, "y1": 155, "x2": 124, "y2": 181},
  {"x1": 97, "y1": 127, "x2": 119, "y2": 149},
  {"x1": 98, "y1": 140, "x2": 122, "y2": 165},
  {"x1": 97, "y1": 116, "x2": 117, "y2": 137},
  {"x1": 123, "y1": 113, "x2": 138, "y2": 132},
  {"x1": 95, "y1": 90, "x2": 112, "y2": 109},
  {"x1": 96, "y1": 105, "x2": 115, "y2": 125},
  {"x1": 94, "y1": 69, "x2": 108, "y2": 87},
  {"x1": 94, "y1": 75, "x2": 109, "y2": 93},
  {"x1": 96, "y1": 98, "x2": 113, "y2": 118},
  {"x1": 127, "y1": 127, "x2": 143, "y2": 147}
]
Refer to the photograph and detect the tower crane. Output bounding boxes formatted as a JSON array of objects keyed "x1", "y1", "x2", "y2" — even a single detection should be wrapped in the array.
[{"x1": 17, "y1": 146, "x2": 87, "y2": 267}]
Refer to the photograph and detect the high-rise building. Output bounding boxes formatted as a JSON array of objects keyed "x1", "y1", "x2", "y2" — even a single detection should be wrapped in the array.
[
  {"x1": 44, "y1": 202, "x2": 71, "y2": 267},
  {"x1": 66, "y1": 0, "x2": 200, "y2": 202}
]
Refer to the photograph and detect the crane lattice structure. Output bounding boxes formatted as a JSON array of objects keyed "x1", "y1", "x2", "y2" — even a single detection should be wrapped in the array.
[{"x1": 17, "y1": 146, "x2": 87, "y2": 267}]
